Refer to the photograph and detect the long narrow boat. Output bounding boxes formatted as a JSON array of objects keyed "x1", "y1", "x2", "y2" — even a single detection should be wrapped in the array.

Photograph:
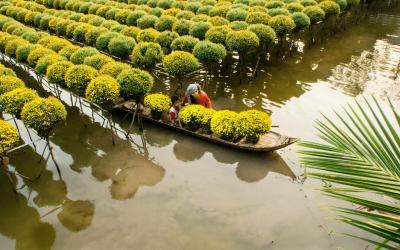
[{"x1": 114, "y1": 101, "x2": 299, "y2": 152}]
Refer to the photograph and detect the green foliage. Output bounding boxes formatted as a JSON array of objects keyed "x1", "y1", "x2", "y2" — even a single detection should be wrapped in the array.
[
  {"x1": 121, "y1": 26, "x2": 141, "y2": 40},
  {"x1": 229, "y1": 21, "x2": 248, "y2": 30},
  {"x1": 117, "y1": 68, "x2": 154, "y2": 100},
  {"x1": 28, "y1": 47, "x2": 56, "y2": 67},
  {"x1": 131, "y1": 42, "x2": 163, "y2": 68},
  {"x1": 21, "y1": 96, "x2": 67, "y2": 137},
  {"x1": 156, "y1": 30, "x2": 180, "y2": 49},
  {"x1": 0, "y1": 66, "x2": 16, "y2": 77},
  {"x1": 285, "y1": 2, "x2": 305, "y2": 13},
  {"x1": 137, "y1": 14, "x2": 159, "y2": 29},
  {"x1": 208, "y1": 16, "x2": 229, "y2": 26},
  {"x1": 298, "y1": 98, "x2": 400, "y2": 249},
  {"x1": 21, "y1": 31, "x2": 46, "y2": 43},
  {"x1": 155, "y1": 15, "x2": 177, "y2": 31},
  {"x1": 162, "y1": 51, "x2": 198, "y2": 78},
  {"x1": 292, "y1": 12, "x2": 311, "y2": 30},
  {"x1": 193, "y1": 41, "x2": 226, "y2": 63},
  {"x1": 303, "y1": 6, "x2": 325, "y2": 23},
  {"x1": 83, "y1": 54, "x2": 114, "y2": 70},
  {"x1": 318, "y1": 1, "x2": 340, "y2": 16},
  {"x1": 268, "y1": 7, "x2": 290, "y2": 16},
  {"x1": 210, "y1": 110, "x2": 238, "y2": 140},
  {"x1": 126, "y1": 10, "x2": 147, "y2": 25},
  {"x1": 226, "y1": 30, "x2": 259, "y2": 53},
  {"x1": 245, "y1": 12, "x2": 271, "y2": 25},
  {"x1": 209, "y1": 5, "x2": 230, "y2": 17},
  {"x1": 115, "y1": 9, "x2": 131, "y2": 24},
  {"x1": 334, "y1": 0, "x2": 348, "y2": 10},
  {"x1": 247, "y1": 24, "x2": 276, "y2": 45},
  {"x1": 157, "y1": 0, "x2": 174, "y2": 9},
  {"x1": 235, "y1": 109, "x2": 271, "y2": 142},
  {"x1": 176, "y1": 10, "x2": 195, "y2": 20},
  {"x1": 72, "y1": 24, "x2": 92, "y2": 43},
  {"x1": 35, "y1": 54, "x2": 66, "y2": 74},
  {"x1": 144, "y1": 93, "x2": 171, "y2": 112},
  {"x1": 172, "y1": 19, "x2": 191, "y2": 35},
  {"x1": 58, "y1": 44, "x2": 80, "y2": 60},
  {"x1": 0, "y1": 119, "x2": 19, "y2": 154},
  {"x1": 96, "y1": 32, "x2": 119, "y2": 51},
  {"x1": 300, "y1": 0, "x2": 318, "y2": 6},
  {"x1": 110, "y1": 24, "x2": 126, "y2": 33},
  {"x1": 205, "y1": 25, "x2": 231, "y2": 44},
  {"x1": 185, "y1": 2, "x2": 202, "y2": 13},
  {"x1": 226, "y1": 8, "x2": 248, "y2": 22},
  {"x1": 268, "y1": 14, "x2": 296, "y2": 36},
  {"x1": 108, "y1": 36, "x2": 136, "y2": 58},
  {"x1": 266, "y1": 0, "x2": 284, "y2": 8},
  {"x1": 189, "y1": 21, "x2": 211, "y2": 39},
  {"x1": 101, "y1": 20, "x2": 119, "y2": 29},
  {"x1": 171, "y1": 35, "x2": 199, "y2": 52},
  {"x1": 0, "y1": 75, "x2": 24, "y2": 95},
  {"x1": 179, "y1": 104, "x2": 206, "y2": 130},
  {"x1": 65, "y1": 65, "x2": 99, "y2": 94},
  {"x1": 70, "y1": 47, "x2": 99, "y2": 65},
  {"x1": 85, "y1": 75, "x2": 120, "y2": 108},
  {"x1": 191, "y1": 14, "x2": 209, "y2": 22},
  {"x1": 46, "y1": 38, "x2": 71, "y2": 53},
  {"x1": 99, "y1": 61, "x2": 131, "y2": 78},
  {"x1": 150, "y1": 7, "x2": 164, "y2": 17},
  {"x1": 85, "y1": 26, "x2": 108, "y2": 46},
  {"x1": 105, "y1": 8, "x2": 118, "y2": 20},
  {"x1": 46, "y1": 61, "x2": 74, "y2": 87},
  {"x1": 88, "y1": 16, "x2": 106, "y2": 26},
  {"x1": 347, "y1": 0, "x2": 360, "y2": 7},
  {"x1": 0, "y1": 87, "x2": 38, "y2": 117},
  {"x1": 137, "y1": 28, "x2": 159, "y2": 42},
  {"x1": 5, "y1": 39, "x2": 27, "y2": 58}
]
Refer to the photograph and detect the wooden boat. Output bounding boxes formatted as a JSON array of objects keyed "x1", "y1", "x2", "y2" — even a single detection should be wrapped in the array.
[{"x1": 114, "y1": 101, "x2": 299, "y2": 152}]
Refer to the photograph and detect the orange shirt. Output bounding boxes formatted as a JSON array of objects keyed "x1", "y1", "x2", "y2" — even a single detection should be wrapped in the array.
[{"x1": 184, "y1": 91, "x2": 212, "y2": 108}]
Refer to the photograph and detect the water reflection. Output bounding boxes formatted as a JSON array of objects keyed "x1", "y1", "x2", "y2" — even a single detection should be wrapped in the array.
[{"x1": 57, "y1": 199, "x2": 95, "y2": 232}]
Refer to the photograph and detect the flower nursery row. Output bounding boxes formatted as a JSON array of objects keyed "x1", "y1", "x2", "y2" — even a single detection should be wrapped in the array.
[
  {"x1": 0, "y1": 62, "x2": 67, "y2": 158},
  {"x1": 0, "y1": 19, "x2": 273, "y2": 143},
  {"x1": 0, "y1": 0, "x2": 360, "y2": 64}
]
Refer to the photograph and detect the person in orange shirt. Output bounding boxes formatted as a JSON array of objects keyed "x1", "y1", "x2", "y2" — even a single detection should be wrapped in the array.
[{"x1": 183, "y1": 83, "x2": 212, "y2": 108}]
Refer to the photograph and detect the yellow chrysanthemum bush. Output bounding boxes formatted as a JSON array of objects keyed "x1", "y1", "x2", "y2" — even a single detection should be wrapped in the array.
[
  {"x1": 85, "y1": 75, "x2": 120, "y2": 108},
  {"x1": 0, "y1": 120, "x2": 19, "y2": 155},
  {"x1": 99, "y1": 62, "x2": 132, "y2": 79},
  {"x1": 70, "y1": 47, "x2": 100, "y2": 65},
  {"x1": 35, "y1": 54, "x2": 66, "y2": 74},
  {"x1": 65, "y1": 65, "x2": 99, "y2": 94},
  {"x1": 83, "y1": 54, "x2": 115, "y2": 70},
  {"x1": 16, "y1": 44, "x2": 41, "y2": 63},
  {"x1": 0, "y1": 87, "x2": 38, "y2": 117},
  {"x1": 0, "y1": 75, "x2": 25, "y2": 95},
  {"x1": 5, "y1": 38, "x2": 28, "y2": 57},
  {"x1": 144, "y1": 93, "x2": 171, "y2": 113},
  {"x1": 58, "y1": 44, "x2": 80, "y2": 60},
  {"x1": 268, "y1": 14, "x2": 296, "y2": 37},
  {"x1": 131, "y1": 42, "x2": 164, "y2": 68},
  {"x1": 117, "y1": 68, "x2": 154, "y2": 101},
  {"x1": 235, "y1": 109, "x2": 271, "y2": 142},
  {"x1": 46, "y1": 61, "x2": 74, "y2": 87},
  {"x1": 210, "y1": 110, "x2": 238, "y2": 141},
  {"x1": 225, "y1": 30, "x2": 259, "y2": 53},
  {"x1": 21, "y1": 96, "x2": 67, "y2": 137},
  {"x1": 27, "y1": 47, "x2": 56, "y2": 67},
  {"x1": 205, "y1": 25, "x2": 231, "y2": 45},
  {"x1": 0, "y1": 65, "x2": 16, "y2": 77},
  {"x1": 137, "y1": 28, "x2": 159, "y2": 42},
  {"x1": 162, "y1": 51, "x2": 199, "y2": 79},
  {"x1": 200, "y1": 108, "x2": 216, "y2": 134},
  {"x1": 179, "y1": 104, "x2": 206, "y2": 131}
]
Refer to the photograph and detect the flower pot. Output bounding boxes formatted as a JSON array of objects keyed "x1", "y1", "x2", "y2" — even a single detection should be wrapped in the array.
[{"x1": 150, "y1": 110, "x2": 163, "y2": 120}]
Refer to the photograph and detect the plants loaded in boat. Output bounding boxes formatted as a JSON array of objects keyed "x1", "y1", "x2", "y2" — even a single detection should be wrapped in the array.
[{"x1": 144, "y1": 93, "x2": 171, "y2": 120}]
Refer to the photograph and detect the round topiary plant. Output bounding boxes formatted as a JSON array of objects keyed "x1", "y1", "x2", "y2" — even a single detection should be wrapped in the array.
[
  {"x1": 155, "y1": 15, "x2": 177, "y2": 31},
  {"x1": 171, "y1": 35, "x2": 199, "y2": 52},
  {"x1": 117, "y1": 68, "x2": 154, "y2": 100},
  {"x1": 27, "y1": 48, "x2": 56, "y2": 67},
  {"x1": 210, "y1": 110, "x2": 238, "y2": 141},
  {"x1": 108, "y1": 36, "x2": 137, "y2": 59},
  {"x1": 126, "y1": 10, "x2": 147, "y2": 25},
  {"x1": 291, "y1": 12, "x2": 311, "y2": 30},
  {"x1": 245, "y1": 12, "x2": 271, "y2": 25},
  {"x1": 46, "y1": 61, "x2": 74, "y2": 87},
  {"x1": 131, "y1": 42, "x2": 163, "y2": 68},
  {"x1": 225, "y1": 30, "x2": 259, "y2": 53},
  {"x1": 35, "y1": 54, "x2": 66, "y2": 74},
  {"x1": 303, "y1": 6, "x2": 325, "y2": 23},
  {"x1": 65, "y1": 65, "x2": 99, "y2": 94},
  {"x1": 85, "y1": 26, "x2": 108, "y2": 46},
  {"x1": 137, "y1": 29, "x2": 160, "y2": 43},
  {"x1": 189, "y1": 21, "x2": 211, "y2": 40},
  {"x1": 208, "y1": 16, "x2": 229, "y2": 26},
  {"x1": 96, "y1": 32, "x2": 120, "y2": 52},
  {"x1": 137, "y1": 14, "x2": 159, "y2": 29},
  {"x1": 205, "y1": 25, "x2": 231, "y2": 45},
  {"x1": 47, "y1": 39, "x2": 71, "y2": 53},
  {"x1": 193, "y1": 41, "x2": 226, "y2": 63},
  {"x1": 235, "y1": 109, "x2": 271, "y2": 142},
  {"x1": 70, "y1": 47, "x2": 99, "y2": 65},
  {"x1": 179, "y1": 104, "x2": 206, "y2": 130},
  {"x1": 5, "y1": 39, "x2": 28, "y2": 58},
  {"x1": 285, "y1": 2, "x2": 305, "y2": 13},
  {"x1": 172, "y1": 19, "x2": 191, "y2": 35},
  {"x1": 83, "y1": 54, "x2": 114, "y2": 70},
  {"x1": 0, "y1": 87, "x2": 38, "y2": 117},
  {"x1": 16, "y1": 44, "x2": 41, "y2": 63},
  {"x1": 0, "y1": 67, "x2": 16, "y2": 77},
  {"x1": 21, "y1": 96, "x2": 67, "y2": 137},
  {"x1": 156, "y1": 30, "x2": 180, "y2": 49},
  {"x1": 0, "y1": 120, "x2": 19, "y2": 155},
  {"x1": 0, "y1": 76, "x2": 25, "y2": 95},
  {"x1": 229, "y1": 21, "x2": 248, "y2": 30},
  {"x1": 144, "y1": 93, "x2": 171, "y2": 118},
  {"x1": 162, "y1": 51, "x2": 199, "y2": 79},
  {"x1": 226, "y1": 8, "x2": 248, "y2": 22},
  {"x1": 247, "y1": 24, "x2": 276, "y2": 45},
  {"x1": 58, "y1": 44, "x2": 80, "y2": 60},
  {"x1": 268, "y1": 14, "x2": 296, "y2": 37},
  {"x1": 318, "y1": 1, "x2": 340, "y2": 16},
  {"x1": 99, "y1": 62, "x2": 131, "y2": 78},
  {"x1": 85, "y1": 75, "x2": 120, "y2": 108}
]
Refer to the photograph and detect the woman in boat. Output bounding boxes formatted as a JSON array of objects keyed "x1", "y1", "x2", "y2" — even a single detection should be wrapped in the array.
[{"x1": 183, "y1": 83, "x2": 212, "y2": 108}]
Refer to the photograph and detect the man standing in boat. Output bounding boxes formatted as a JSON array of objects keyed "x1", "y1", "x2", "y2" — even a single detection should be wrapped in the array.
[{"x1": 183, "y1": 83, "x2": 212, "y2": 108}]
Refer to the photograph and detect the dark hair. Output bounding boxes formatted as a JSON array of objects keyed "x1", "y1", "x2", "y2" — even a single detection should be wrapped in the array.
[{"x1": 171, "y1": 95, "x2": 180, "y2": 104}]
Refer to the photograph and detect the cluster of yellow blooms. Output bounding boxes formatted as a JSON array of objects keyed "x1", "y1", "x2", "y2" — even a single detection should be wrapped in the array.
[
  {"x1": 144, "y1": 93, "x2": 171, "y2": 112},
  {"x1": 0, "y1": 120, "x2": 19, "y2": 155}
]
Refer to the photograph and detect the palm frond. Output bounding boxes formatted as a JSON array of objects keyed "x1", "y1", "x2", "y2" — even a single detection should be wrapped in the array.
[{"x1": 298, "y1": 97, "x2": 400, "y2": 249}]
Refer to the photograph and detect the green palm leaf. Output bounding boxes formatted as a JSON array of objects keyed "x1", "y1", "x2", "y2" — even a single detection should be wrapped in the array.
[{"x1": 298, "y1": 97, "x2": 400, "y2": 249}]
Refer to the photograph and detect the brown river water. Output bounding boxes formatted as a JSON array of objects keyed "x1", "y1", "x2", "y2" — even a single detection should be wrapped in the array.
[{"x1": 1, "y1": 6, "x2": 400, "y2": 250}]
